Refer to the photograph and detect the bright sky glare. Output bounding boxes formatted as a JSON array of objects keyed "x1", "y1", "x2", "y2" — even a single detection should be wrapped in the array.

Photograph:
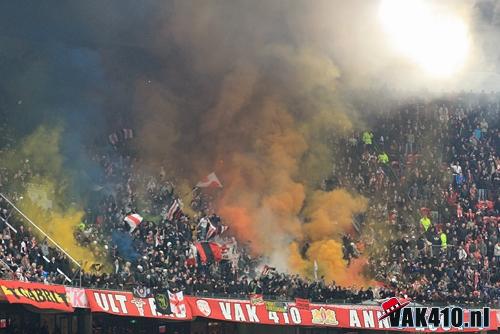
[{"x1": 379, "y1": 0, "x2": 470, "y2": 78}]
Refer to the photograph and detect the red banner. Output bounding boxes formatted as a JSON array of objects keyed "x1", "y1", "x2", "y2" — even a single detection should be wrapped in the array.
[
  {"x1": 0, "y1": 280, "x2": 73, "y2": 312},
  {"x1": 185, "y1": 297, "x2": 499, "y2": 332},
  {"x1": 0, "y1": 280, "x2": 496, "y2": 332},
  {"x1": 85, "y1": 289, "x2": 192, "y2": 321}
]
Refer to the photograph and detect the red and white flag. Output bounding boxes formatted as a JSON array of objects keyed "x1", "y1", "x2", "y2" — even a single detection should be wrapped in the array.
[
  {"x1": 167, "y1": 291, "x2": 186, "y2": 317},
  {"x1": 206, "y1": 222, "x2": 217, "y2": 240},
  {"x1": 206, "y1": 222, "x2": 229, "y2": 240},
  {"x1": 196, "y1": 172, "x2": 223, "y2": 188},
  {"x1": 124, "y1": 213, "x2": 143, "y2": 232},
  {"x1": 165, "y1": 199, "x2": 182, "y2": 221},
  {"x1": 261, "y1": 265, "x2": 276, "y2": 277}
]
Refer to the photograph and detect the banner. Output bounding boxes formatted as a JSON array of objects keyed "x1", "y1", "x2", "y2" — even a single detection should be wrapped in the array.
[
  {"x1": 295, "y1": 298, "x2": 310, "y2": 310},
  {"x1": 132, "y1": 286, "x2": 150, "y2": 298},
  {"x1": 0, "y1": 280, "x2": 73, "y2": 312},
  {"x1": 85, "y1": 289, "x2": 192, "y2": 320},
  {"x1": 249, "y1": 294, "x2": 264, "y2": 306},
  {"x1": 65, "y1": 287, "x2": 88, "y2": 308},
  {"x1": 167, "y1": 291, "x2": 186, "y2": 316},
  {"x1": 264, "y1": 301, "x2": 288, "y2": 313},
  {"x1": 185, "y1": 297, "x2": 499, "y2": 332},
  {"x1": 0, "y1": 281, "x2": 496, "y2": 332},
  {"x1": 154, "y1": 294, "x2": 172, "y2": 315}
]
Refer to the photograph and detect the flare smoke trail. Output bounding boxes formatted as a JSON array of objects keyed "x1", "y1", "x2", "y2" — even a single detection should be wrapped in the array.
[{"x1": 0, "y1": 0, "x2": 498, "y2": 282}]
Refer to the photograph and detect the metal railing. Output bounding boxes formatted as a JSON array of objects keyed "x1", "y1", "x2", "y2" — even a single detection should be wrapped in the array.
[{"x1": 0, "y1": 193, "x2": 82, "y2": 284}]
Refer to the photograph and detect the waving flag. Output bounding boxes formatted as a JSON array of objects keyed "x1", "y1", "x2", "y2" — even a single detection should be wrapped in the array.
[
  {"x1": 196, "y1": 172, "x2": 223, "y2": 188},
  {"x1": 206, "y1": 222, "x2": 229, "y2": 240},
  {"x1": 165, "y1": 199, "x2": 183, "y2": 221},
  {"x1": 195, "y1": 242, "x2": 223, "y2": 264},
  {"x1": 261, "y1": 265, "x2": 276, "y2": 276},
  {"x1": 124, "y1": 213, "x2": 143, "y2": 232}
]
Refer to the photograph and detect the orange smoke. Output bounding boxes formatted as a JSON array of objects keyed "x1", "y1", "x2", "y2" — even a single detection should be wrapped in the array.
[
  {"x1": 214, "y1": 98, "x2": 308, "y2": 257},
  {"x1": 218, "y1": 206, "x2": 259, "y2": 245},
  {"x1": 134, "y1": 59, "x2": 370, "y2": 282},
  {"x1": 131, "y1": 2, "x2": 371, "y2": 284}
]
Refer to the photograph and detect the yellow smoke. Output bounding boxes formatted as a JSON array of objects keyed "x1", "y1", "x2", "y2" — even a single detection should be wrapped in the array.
[
  {"x1": 285, "y1": 190, "x2": 370, "y2": 286},
  {"x1": 303, "y1": 189, "x2": 368, "y2": 241},
  {"x1": 2, "y1": 126, "x2": 99, "y2": 270},
  {"x1": 19, "y1": 180, "x2": 99, "y2": 270}
]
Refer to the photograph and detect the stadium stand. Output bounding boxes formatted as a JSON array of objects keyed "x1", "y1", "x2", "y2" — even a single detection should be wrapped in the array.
[{"x1": 0, "y1": 94, "x2": 497, "y2": 309}]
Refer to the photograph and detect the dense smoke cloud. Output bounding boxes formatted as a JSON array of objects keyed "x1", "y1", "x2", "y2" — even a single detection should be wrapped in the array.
[
  {"x1": 133, "y1": 1, "x2": 367, "y2": 279},
  {"x1": 0, "y1": 0, "x2": 498, "y2": 280}
]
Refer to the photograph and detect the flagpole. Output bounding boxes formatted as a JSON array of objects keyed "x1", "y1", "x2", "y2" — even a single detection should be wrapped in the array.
[{"x1": 0, "y1": 193, "x2": 81, "y2": 268}]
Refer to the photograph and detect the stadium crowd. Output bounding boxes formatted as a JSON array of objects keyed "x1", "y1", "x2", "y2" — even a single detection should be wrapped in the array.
[
  {"x1": 344, "y1": 93, "x2": 500, "y2": 305},
  {"x1": 0, "y1": 93, "x2": 498, "y2": 306}
]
